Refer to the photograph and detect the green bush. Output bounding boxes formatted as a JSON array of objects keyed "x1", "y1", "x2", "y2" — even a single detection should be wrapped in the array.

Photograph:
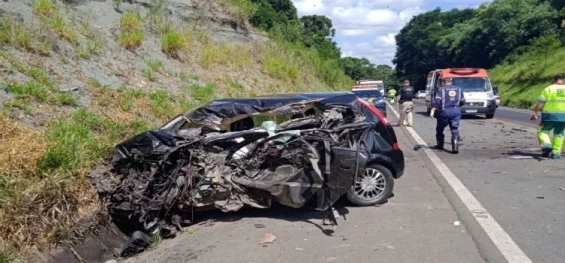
[
  {"x1": 118, "y1": 12, "x2": 144, "y2": 50},
  {"x1": 161, "y1": 29, "x2": 189, "y2": 58}
]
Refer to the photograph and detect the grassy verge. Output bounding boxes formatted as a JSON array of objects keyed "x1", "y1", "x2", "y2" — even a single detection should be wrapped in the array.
[
  {"x1": 0, "y1": 16, "x2": 52, "y2": 54},
  {"x1": 32, "y1": 0, "x2": 78, "y2": 44},
  {"x1": 0, "y1": 51, "x2": 79, "y2": 108},
  {"x1": 118, "y1": 12, "x2": 144, "y2": 50},
  {"x1": 489, "y1": 36, "x2": 564, "y2": 109},
  {"x1": 161, "y1": 29, "x2": 192, "y2": 59},
  {"x1": 0, "y1": 79, "x2": 205, "y2": 256}
]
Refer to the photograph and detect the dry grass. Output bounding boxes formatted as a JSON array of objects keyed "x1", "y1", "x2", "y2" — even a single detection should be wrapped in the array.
[
  {"x1": 0, "y1": 116, "x2": 46, "y2": 176},
  {"x1": 0, "y1": 114, "x2": 102, "y2": 257}
]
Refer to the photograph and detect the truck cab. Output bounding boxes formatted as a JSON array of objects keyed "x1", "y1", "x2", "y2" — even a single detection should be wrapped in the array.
[{"x1": 425, "y1": 68, "x2": 498, "y2": 119}]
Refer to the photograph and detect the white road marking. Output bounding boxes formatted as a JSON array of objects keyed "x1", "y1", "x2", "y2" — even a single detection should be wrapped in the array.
[{"x1": 387, "y1": 102, "x2": 532, "y2": 263}]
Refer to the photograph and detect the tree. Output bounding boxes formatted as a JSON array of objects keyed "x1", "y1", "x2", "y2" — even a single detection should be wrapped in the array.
[
  {"x1": 250, "y1": 0, "x2": 298, "y2": 30},
  {"x1": 341, "y1": 57, "x2": 377, "y2": 80},
  {"x1": 300, "y1": 15, "x2": 336, "y2": 38},
  {"x1": 393, "y1": 0, "x2": 559, "y2": 89},
  {"x1": 340, "y1": 58, "x2": 398, "y2": 87}
]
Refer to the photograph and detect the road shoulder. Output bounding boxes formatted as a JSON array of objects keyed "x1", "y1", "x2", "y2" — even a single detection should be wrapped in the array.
[{"x1": 124, "y1": 111, "x2": 487, "y2": 263}]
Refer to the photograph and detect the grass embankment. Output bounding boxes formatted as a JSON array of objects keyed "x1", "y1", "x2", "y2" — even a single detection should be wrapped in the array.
[
  {"x1": 489, "y1": 36, "x2": 565, "y2": 109},
  {"x1": 0, "y1": 0, "x2": 352, "y2": 260}
]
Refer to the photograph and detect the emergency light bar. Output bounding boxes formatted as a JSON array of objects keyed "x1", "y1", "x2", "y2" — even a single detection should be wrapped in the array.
[
  {"x1": 352, "y1": 84, "x2": 379, "y2": 89},
  {"x1": 449, "y1": 68, "x2": 480, "y2": 75}
]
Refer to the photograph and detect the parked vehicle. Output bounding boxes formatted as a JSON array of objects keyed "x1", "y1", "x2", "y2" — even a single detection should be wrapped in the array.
[
  {"x1": 493, "y1": 89, "x2": 500, "y2": 107},
  {"x1": 352, "y1": 80, "x2": 387, "y2": 116},
  {"x1": 425, "y1": 68, "x2": 498, "y2": 119},
  {"x1": 416, "y1": 90, "x2": 427, "y2": 99}
]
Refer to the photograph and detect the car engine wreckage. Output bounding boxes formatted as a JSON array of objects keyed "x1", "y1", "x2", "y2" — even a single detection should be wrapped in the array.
[{"x1": 91, "y1": 93, "x2": 383, "y2": 256}]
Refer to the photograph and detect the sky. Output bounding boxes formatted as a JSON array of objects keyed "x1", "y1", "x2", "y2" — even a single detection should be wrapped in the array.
[{"x1": 291, "y1": 0, "x2": 491, "y2": 67}]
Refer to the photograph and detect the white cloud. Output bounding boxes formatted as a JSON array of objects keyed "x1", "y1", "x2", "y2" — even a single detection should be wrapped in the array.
[
  {"x1": 291, "y1": 0, "x2": 487, "y2": 66},
  {"x1": 293, "y1": 0, "x2": 325, "y2": 15},
  {"x1": 378, "y1": 33, "x2": 397, "y2": 47}
]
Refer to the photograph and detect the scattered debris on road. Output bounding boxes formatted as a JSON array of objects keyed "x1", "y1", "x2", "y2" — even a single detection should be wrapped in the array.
[
  {"x1": 259, "y1": 233, "x2": 277, "y2": 246},
  {"x1": 536, "y1": 196, "x2": 545, "y2": 200},
  {"x1": 453, "y1": 221, "x2": 461, "y2": 226},
  {"x1": 494, "y1": 171, "x2": 507, "y2": 174},
  {"x1": 559, "y1": 187, "x2": 565, "y2": 191},
  {"x1": 510, "y1": 156, "x2": 534, "y2": 159},
  {"x1": 511, "y1": 128, "x2": 528, "y2": 132},
  {"x1": 254, "y1": 224, "x2": 266, "y2": 229}
]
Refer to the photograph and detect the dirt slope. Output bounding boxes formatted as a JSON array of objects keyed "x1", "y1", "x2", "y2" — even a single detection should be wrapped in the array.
[{"x1": 0, "y1": 0, "x2": 348, "y2": 261}]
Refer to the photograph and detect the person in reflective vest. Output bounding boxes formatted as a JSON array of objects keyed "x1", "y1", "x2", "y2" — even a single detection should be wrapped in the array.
[
  {"x1": 430, "y1": 77, "x2": 465, "y2": 153},
  {"x1": 530, "y1": 74, "x2": 565, "y2": 159},
  {"x1": 388, "y1": 88, "x2": 397, "y2": 104}
]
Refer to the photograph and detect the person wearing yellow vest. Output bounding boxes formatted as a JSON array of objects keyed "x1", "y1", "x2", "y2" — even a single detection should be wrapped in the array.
[
  {"x1": 530, "y1": 74, "x2": 565, "y2": 159},
  {"x1": 388, "y1": 88, "x2": 397, "y2": 104}
]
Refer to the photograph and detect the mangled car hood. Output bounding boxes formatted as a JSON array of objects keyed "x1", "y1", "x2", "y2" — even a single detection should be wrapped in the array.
[{"x1": 93, "y1": 92, "x2": 382, "y2": 248}]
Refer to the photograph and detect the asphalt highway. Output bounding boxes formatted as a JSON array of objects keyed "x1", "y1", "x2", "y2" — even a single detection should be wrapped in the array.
[{"x1": 123, "y1": 102, "x2": 564, "y2": 263}]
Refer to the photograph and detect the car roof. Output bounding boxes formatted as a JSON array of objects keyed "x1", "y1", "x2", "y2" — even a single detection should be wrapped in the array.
[{"x1": 177, "y1": 91, "x2": 364, "y2": 129}]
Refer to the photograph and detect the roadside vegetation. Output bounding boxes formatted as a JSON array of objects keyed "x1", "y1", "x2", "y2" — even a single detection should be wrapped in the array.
[
  {"x1": 392, "y1": 0, "x2": 565, "y2": 109},
  {"x1": 0, "y1": 0, "x2": 362, "y2": 261},
  {"x1": 118, "y1": 11, "x2": 144, "y2": 50},
  {"x1": 489, "y1": 35, "x2": 565, "y2": 108}
]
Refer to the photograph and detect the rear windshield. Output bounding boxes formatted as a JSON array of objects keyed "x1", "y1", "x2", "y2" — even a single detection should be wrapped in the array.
[
  {"x1": 452, "y1": 77, "x2": 491, "y2": 92},
  {"x1": 352, "y1": 89, "x2": 383, "y2": 98}
]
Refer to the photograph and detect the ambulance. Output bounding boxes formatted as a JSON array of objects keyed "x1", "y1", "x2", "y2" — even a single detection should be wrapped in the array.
[{"x1": 425, "y1": 68, "x2": 498, "y2": 119}]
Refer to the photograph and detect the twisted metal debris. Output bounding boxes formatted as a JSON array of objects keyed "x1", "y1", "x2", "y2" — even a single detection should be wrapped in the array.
[{"x1": 91, "y1": 94, "x2": 379, "y2": 255}]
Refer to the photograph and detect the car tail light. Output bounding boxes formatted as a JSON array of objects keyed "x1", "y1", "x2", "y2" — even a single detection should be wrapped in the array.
[{"x1": 392, "y1": 142, "x2": 399, "y2": 150}]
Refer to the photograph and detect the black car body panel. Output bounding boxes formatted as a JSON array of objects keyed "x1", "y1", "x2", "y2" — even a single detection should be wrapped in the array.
[
  {"x1": 162, "y1": 91, "x2": 403, "y2": 178},
  {"x1": 97, "y1": 92, "x2": 405, "y2": 238}
]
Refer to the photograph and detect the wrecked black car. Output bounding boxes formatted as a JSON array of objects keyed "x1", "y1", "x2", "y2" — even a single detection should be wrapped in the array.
[{"x1": 96, "y1": 91, "x2": 404, "y2": 239}]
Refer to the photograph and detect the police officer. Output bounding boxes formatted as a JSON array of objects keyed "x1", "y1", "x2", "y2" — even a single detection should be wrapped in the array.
[
  {"x1": 396, "y1": 80, "x2": 415, "y2": 127},
  {"x1": 430, "y1": 77, "x2": 465, "y2": 153},
  {"x1": 530, "y1": 74, "x2": 565, "y2": 159}
]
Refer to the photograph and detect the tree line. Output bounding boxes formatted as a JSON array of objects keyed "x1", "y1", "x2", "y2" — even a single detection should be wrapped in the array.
[
  {"x1": 393, "y1": 0, "x2": 565, "y2": 90},
  {"x1": 241, "y1": 0, "x2": 399, "y2": 89}
]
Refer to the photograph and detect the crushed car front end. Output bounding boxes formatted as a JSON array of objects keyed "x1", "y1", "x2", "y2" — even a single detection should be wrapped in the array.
[{"x1": 92, "y1": 92, "x2": 405, "y2": 251}]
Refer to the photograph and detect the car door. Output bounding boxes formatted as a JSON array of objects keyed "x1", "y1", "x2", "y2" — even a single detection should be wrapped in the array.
[{"x1": 324, "y1": 147, "x2": 369, "y2": 203}]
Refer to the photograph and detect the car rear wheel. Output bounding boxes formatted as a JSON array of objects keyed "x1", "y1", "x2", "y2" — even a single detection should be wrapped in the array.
[{"x1": 346, "y1": 164, "x2": 394, "y2": 206}]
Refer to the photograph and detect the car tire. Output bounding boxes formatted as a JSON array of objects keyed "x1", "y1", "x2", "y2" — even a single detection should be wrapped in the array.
[
  {"x1": 346, "y1": 164, "x2": 394, "y2": 206},
  {"x1": 485, "y1": 113, "x2": 494, "y2": 119},
  {"x1": 426, "y1": 107, "x2": 431, "y2": 114}
]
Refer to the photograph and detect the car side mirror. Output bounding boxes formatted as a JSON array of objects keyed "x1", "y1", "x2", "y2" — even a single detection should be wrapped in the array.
[{"x1": 493, "y1": 85, "x2": 498, "y2": 94}]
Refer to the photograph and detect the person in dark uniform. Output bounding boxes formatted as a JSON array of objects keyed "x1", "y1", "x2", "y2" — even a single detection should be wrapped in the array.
[
  {"x1": 430, "y1": 77, "x2": 465, "y2": 153},
  {"x1": 395, "y1": 80, "x2": 416, "y2": 127}
]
